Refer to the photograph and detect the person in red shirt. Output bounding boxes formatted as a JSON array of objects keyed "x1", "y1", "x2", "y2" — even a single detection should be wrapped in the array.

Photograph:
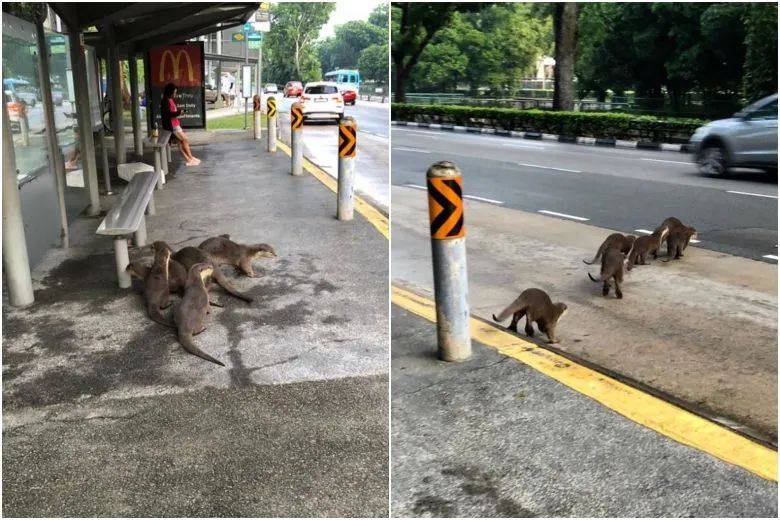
[{"x1": 161, "y1": 83, "x2": 200, "y2": 166}]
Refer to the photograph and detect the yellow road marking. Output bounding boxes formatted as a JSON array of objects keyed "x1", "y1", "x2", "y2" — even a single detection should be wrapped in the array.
[
  {"x1": 391, "y1": 284, "x2": 778, "y2": 482},
  {"x1": 276, "y1": 140, "x2": 389, "y2": 240}
]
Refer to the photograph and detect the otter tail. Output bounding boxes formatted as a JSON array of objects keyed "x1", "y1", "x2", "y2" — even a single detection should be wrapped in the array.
[
  {"x1": 582, "y1": 243, "x2": 606, "y2": 265},
  {"x1": 493, "y1": 298, "x2": 525, "y2": 322},
  {"x1": 588, "y1": 272, "x2": 603, "y2": 283},
  {"x1": 212, "y1": 268, "x2": 254, "y2": 303},
  {"x1": 148, "y1": 304, "x2": 175, "y2": 328},
  {"x1": 178, "y1": 330, "x2": 225, "y2": 366}
]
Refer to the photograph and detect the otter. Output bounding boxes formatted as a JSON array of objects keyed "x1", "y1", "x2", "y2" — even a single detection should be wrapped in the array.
[
  {"x1": 658, "y1": 217, "x2": 697, "y2": 256},
  {"x1": 492, "y1": 288, "x2": 567, "y2": 344},
  {"x1": 664, "y1": 226, "x2": 698, "y2": 261},
  {"x1": 198, "y1": 235, "x2": 276, "y2": 278},
  {"x1": 161, "y1": 242, "x2": 253, "y2": 303},
  {"x1": 126, "y1": 256, "x2": 223, "y2": 307},
  {"x1": 626, "y1": 226, "x2": 667, "y2": 270},
  {"x1": 583, "y1": 233, "x2": 636, "y2": 265},
  {"x1": 588, "y1": 246, "x2": 625, "y2": 298},
  {"x1": 173, "y1": 263, "x2": 225, "y2": 366},
  {"x1": 144, "y1": 243, "x2": 175, "y2": 328}
]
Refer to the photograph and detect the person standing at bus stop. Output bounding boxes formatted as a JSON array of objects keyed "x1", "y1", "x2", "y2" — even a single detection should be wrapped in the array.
[{"x1": 161, "y1": 83, "x2": 200, "y2": 166}]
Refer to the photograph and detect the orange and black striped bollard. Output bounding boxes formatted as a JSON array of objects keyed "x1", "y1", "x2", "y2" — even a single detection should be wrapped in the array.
[
  {"x1": 337, "y1": 116, "x2": 357, "y2": 220},
  {"x1": 290, "y1": 101, "x2": 303, "y2": 176}
]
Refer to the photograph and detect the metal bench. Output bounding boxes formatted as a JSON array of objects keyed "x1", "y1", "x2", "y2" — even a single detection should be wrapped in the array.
[
  {"x1": 145, "y1": 129, "x2": 172, "y2": 189},
  {"x1": 96, "y1": 170, "x2": 159, "y2": 288},
  {"x1": 117, "y1": 162, "x2": 155, "y2": 182}
]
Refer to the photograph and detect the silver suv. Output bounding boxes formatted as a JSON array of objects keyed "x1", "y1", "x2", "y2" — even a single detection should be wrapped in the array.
[{"x1": 690, "y1": 93, "x2": 777, "y2": 176}]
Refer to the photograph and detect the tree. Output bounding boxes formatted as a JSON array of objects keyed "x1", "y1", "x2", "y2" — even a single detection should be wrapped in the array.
[
  {"x1": 267, "y1": 2, "x2": 335, "y2": 81},
  {"x1": 552, "y1": 2, "x2": 578, "y2": 110},
  {"x1": 357, "y1": 43, "x2": 388, "y2": 83},
  {"x1": 391, "y1": 3, "x2": 481, "y2": 102},
  {"x1": 368, "y1": 3, "x2": 389, "y2": 29},
  {"x1": 743, "y1": 3, "x2": 778, "y2": 101}
]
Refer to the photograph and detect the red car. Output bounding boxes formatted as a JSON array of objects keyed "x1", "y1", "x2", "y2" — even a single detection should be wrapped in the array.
[
  {"x1": 342, "y1": 89, "x2": 357, "y2": 106},
  {"x1": 284, "y1": 81, "x2": 303, "y2": 98}
]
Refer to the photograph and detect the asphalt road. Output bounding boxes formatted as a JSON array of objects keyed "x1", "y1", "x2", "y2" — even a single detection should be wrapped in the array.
[
  {"x1": 276, "y1": 96, "x2": 389, "y2": 137},
  {"x1": 391, "y1": 306, "x2": 777, "y2": 518},
  {"x1": 392, "y1": 126, "x2": 778, "y2": 262}
]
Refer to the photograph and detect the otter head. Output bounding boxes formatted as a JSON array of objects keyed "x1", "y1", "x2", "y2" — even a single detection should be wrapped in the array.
[
  {"x1": 687, "y1": 226, "x2": 697, "y2": 240},
  {"x1": 626, "y1": 235, "x2": 637, "y2": 246},
  {"x1": 151, "y1": 240, "x2": 174, "y2": 255},
  {"x1": 252, "y1": 243, "x2": 277, "y2": 259},
  {"x1": 554, "y1": 302, "x2": 568, "y2": 320},
  {"x1": 191, "y1": 263, "x2": 214, "y2": 283},
  {"x1": 125, "y1": 261, "x2": 149, "y2": 280}
]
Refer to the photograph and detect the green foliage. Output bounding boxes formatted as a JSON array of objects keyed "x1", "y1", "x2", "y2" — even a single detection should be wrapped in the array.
[
  {"x1": 319, "y1": 20, "x2": 385, "y2": 72},
  {"x1": 743, "y1": 3, "x2": 778, "y2": 101},
  {"x1": 264, "y1": 2, "x2": 335, "y2": 83},
  {"x1": 357, "y1": 43, "x2": 388, "y2": 83},
  {"x1": 368, "y1": 3, "x2": 389, "y2": 29},
  {"x1": 405, "y1": 4, "x2": 551, "y2": 96},
  {"x1": 207, "y1": 113, "x2": 266, "y2": 130},
  {"x1": 392, "y1": 103, "x2": 706, "y2": 143}
]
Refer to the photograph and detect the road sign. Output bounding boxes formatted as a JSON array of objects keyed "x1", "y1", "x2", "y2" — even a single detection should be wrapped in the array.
[
  {"x1": 243, "y1": 22, "x2": 253, "y2": 33},
  {"x1": 247, "y1": 32, "x2": 262, "y2": 41},
  {"x1": 232, "y1": 32, "x2": 245, "y2": 42}
]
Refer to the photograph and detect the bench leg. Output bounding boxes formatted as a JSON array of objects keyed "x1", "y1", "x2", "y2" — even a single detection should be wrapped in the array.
[
  {"x1": 146, "y1": 193, "x2": 156, "y2": 216},
  {"x1": 161, "y1": 145, "x2": 169, "y2": 177},
  {"x1": 114, "y1": 237, "x2": 131, "y2": 289},
  {"x1": 134, "y1": 215, "x2": 147, "y2": 247},
  {"x1": 154, "y1": 149, "x2": 164, "y2": 189},
  {"x1": 166, "y1": 143, "x2": 172, "y2": 163}
]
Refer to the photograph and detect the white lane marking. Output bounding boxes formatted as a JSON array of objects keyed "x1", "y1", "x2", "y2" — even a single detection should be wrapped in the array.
[
  {"x1": 640, "y1": 158, "x2": 691, "y2": 165},
  {"x1": 726, "y1": 190, "x2": 778, "y2": 199},
  {"x1": 539, "y1": 210, "x2": 589, "y2": 222},
  {"x1": 464, "y1": 194, "x2": 504, "y2": 205},
  {"x1": 394, "y1": 147, "x2": 430, "y2": 153},
  {"x1": 635, "y1": 228, "x2": 700, "y2": 243},
  {"x1": 516, "y1": 162, "x2": 581, "y2": 173},
  {"x1": 401, "y1": 184, "x2": 504, "y2": 205},
  {"x1": 763, "y1": 255, "x2": 778, "y2": 261}
]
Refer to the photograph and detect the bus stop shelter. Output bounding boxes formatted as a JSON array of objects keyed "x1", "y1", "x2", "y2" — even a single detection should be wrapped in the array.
[{"x1": 4, "y1": 2, "x2": 258, "y2": 307}]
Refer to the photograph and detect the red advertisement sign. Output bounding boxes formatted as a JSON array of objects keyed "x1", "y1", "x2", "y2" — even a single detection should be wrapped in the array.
[{"x1": 149, "y1": 44, "x2": 202, "y2": 87}]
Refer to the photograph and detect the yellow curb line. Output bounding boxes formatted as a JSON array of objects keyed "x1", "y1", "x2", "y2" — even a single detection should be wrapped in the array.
[
  {"x1": 391, "y1": 284, "x2": 778, "y2": 482},
  {"x1": 276, "y1": 140, "x2": 389, "y2": 240}
]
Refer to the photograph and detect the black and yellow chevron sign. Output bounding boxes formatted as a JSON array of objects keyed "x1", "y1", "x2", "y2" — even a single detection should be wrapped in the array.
[
  {"x1": 427, "y1": 176, "x2": 464, "y2": 239},
  {"x1": 267, "y1": 97, "x2": 276, "y2": 118},
  {"x1": 291, "y1": 104, "x2": 303, "y2": 130},
  {"x1": 338, "y1": 120, "x2": 357, "y2": 157}
]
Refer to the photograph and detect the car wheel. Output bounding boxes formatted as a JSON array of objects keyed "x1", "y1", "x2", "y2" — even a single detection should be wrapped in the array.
[{"x1": 698, "y1": 146, "x2": 728, "y2": 176}]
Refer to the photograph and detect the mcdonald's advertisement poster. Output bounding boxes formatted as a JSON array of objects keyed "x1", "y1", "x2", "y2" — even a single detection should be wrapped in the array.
[{"x1": 147, "y1": 42, "x2": 205, "y2": 129}]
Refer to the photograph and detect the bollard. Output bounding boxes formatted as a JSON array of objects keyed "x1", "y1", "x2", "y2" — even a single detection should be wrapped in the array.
[
  {"x1": 253, "y1": 95, "x2": 262, "y2": 140},
  {"x1": 337, "y1": 116, "x2": 357, "y2": 220},
  {"x1": 114, "y1": 237, "x2": 131, "y2": 288},
  {"x1": 267, "y1": 96, "x2": 277, "y2": 152},
  {"x1": 427, "y1": 161, "x2": 471, "y2": 362},
  {"x1": 290, "y1": 101, "x2": 303, "y2": 176}
]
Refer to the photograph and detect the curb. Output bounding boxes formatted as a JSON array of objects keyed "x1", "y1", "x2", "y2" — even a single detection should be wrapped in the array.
[{"x1": 392, "y1": 120, "x2": 694, "y2": 153}]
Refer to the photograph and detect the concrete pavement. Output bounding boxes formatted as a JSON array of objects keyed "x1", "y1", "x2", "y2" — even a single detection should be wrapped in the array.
[
  {"x1": 391, "y1": 305, "x2": 777, "y2": 518},
  {"x1": 393, "y1": 127, "x2": 778, "y2": 262},
  {"x1": 2, "y1": 129, "x2": 388, "y2": 516},
  {"x1": 392, "y1": 185, "x2": 777, "y2": 441}
]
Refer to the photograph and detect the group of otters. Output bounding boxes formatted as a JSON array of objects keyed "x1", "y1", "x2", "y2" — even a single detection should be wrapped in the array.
[
  {"x1": 492, "y1": 216, "x2": 697, "y2": 344},
  {"x1": 125, "y1": 235, "x2": 276, "y2": 366}
]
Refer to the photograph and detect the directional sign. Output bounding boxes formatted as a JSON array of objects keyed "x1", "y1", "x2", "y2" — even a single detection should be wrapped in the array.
[
  {"x1": 243, "y1": 22, "x2": 253, "y2": 33},
  {"x1": 232, "y1": 32, "x2": 245, "y2": 42},
  {"x1": 247, "y1": 32, "x2": 262, "y2": 41},
  {"x1": 428, "y1": 176, "x2": 465, "y2": 239}
]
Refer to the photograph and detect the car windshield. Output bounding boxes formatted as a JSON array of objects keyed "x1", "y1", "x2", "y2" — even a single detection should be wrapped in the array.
[
  {"x1": 735, "y1": 95, "x2": 778, "y2": 118},
  {"x1": 305, "y1": 85, "x2": 338, "y2": 95}
]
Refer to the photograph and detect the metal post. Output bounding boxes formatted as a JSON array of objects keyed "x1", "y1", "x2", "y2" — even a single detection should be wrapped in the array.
[
  {"x1": 98, "y1": 128, "x2": 113, "y2": 194},
  {"x1": 291, "y1": 101, "x2": 303, "y2": 176},
  {"x1": 253, "y1": 95, "x2": 262, "y2": 140},
  {"x1": 147, "y1": 193, "x2": 156, "y2": 216},
  {"x1": 107, "y1": 30, "x2": 126, "y2": 165},
  {"x1": 68, "y1": 30, "x2": 101, "y2": 215},
  {"x1": 129, "y1": 54, "x2": 143, "y2": 158},
  {"x1": 427, "y1": 161, "x2": 471, "y2": 362},
  {"x1": 337, "y1": 116, "x2": 357, "y2": 221},
  {"x1": 166, "y1": 143, "x2": 172, "y2": 163},
  {"x1": 19, "y1": 112, "x2": 30, "y2": 146},
  {"x1": 267, "y1": 96, "x2": 277, "y2": 152},
  {"x1": 113, "y1": 237, "x2": 131, "y2": 288},
  {"x1": 161, "y1": 142, "x2": 169, "y2": 175},
  {"x1": 2, "y1": 102, "x2": 35, "y2": 307},
  {"x1": 35, "y1": 19, "x2": 69, "y2": 248}
]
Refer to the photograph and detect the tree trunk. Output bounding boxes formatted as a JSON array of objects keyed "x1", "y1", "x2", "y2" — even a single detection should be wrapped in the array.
[
  {"x1": 553, "y1": 2, "x2": 578, "y2": 111},
  {"x1": 394, "y1": 69, "x2": 406, "y2": 103}
]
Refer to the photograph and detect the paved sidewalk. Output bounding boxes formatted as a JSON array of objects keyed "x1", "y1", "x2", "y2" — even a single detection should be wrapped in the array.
[
  {"x1": 392, "y1": 185, "x2": 777, "y2": 441},
  {"x1": 3, "y1": 130, "x2": 388, "y2": 516},
  {"x1": 391, "y1": 306, "x2": 777, "y2": 518}
]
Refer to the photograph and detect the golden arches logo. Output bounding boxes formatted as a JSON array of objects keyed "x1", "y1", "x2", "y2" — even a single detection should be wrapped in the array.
[{"x1": 159, "y1": 49, "x2": 194, "y2": 83}]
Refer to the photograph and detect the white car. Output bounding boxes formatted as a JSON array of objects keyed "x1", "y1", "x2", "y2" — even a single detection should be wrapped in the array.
[
  {"x1": 299, "y1": 82, "x2": 344, "y2": 121},
  {"x1": 264, "y1": 83, "x2": 278, "y2": 94}
]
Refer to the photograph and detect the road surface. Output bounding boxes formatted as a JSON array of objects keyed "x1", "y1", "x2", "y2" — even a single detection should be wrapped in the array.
[{"x1": 392, "y1": 126, "x2": 777, "y2": 262}]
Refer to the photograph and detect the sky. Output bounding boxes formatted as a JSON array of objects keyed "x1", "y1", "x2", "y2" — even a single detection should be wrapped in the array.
[{"x1": 318, "y1": 0, "x2": 384, "y2": 39}]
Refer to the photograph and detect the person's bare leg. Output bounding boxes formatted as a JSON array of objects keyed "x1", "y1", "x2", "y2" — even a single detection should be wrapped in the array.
[{"x1": 178, "y1": 134, "x2": 199, "y2": 164}]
